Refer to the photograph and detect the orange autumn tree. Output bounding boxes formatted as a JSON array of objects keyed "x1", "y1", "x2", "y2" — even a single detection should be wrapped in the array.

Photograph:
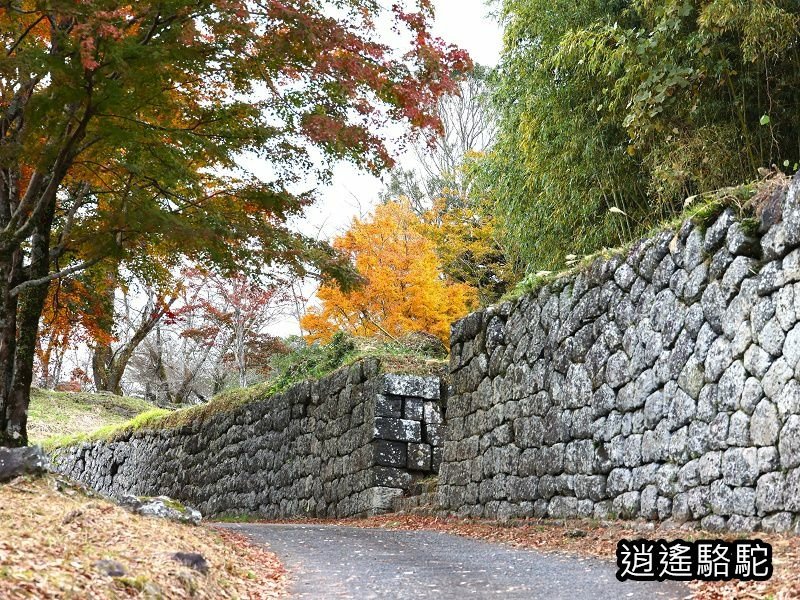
[{"x1": 302, "y1": 201, "x2": 477, "y2": 344}]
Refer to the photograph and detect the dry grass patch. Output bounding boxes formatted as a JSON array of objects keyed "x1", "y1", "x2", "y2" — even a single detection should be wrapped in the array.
[
  {"x1": 323, "y1": 514, "x2": 798, "y2": 599},
  {"x1": 28, "y1": 389, "x2": 159, "y2": 445},
  {"x1": 0, "y1": 474, "x2": 287, "y2": 599}
]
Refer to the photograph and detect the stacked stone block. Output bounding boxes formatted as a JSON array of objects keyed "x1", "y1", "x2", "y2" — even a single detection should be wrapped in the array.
[
  {"x1": 52, "y1": 361, "x2": 443, "y2": 519},
  {"x1": 373, "y1": 374, "x2": 444, "y2": 479},
  {"x1": 438, "y1": 174, "x2": 800, "y2": 533}
]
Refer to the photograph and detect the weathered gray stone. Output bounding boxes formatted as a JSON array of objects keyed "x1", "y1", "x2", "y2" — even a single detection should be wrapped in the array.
[
  {"x1": 710, "y1": 479, "x2": 735, "y2": 515},
  {"x1": 709, "y1": 248, "x2": 734, "y2": 282},
  {"x1": 485, "y1": 316, "x2": 506, "y2": 356},
  {"x1": 697, "y1": 384, "x2": 718, "y2": 422},
  {"x1": 783, "y1": 322, "x2": 800, "y2": 368},
  {"x1": 605, "y1": 351, "x2": 631, "y2": 389},
  {"x1": 763, "y1": 358, "x2": 793, "y2": 399},
  {"x1": 740, "y1": 377, "x2": 764, "y2": 415},
  {"x1": 780, "y1": 415, "x2": 800, "y2": 469},
  {"x1": 732, "y1": 487, "x2": 756, "y2": 516},
  {"x1": 172, "y1": 552, "x2": 209, "y2": 574},
  {"x1": 683, "y1": 229, "x2": 704, "y2": 271},
  {"x1": 0, "y1": 446, "x2": 49, "y2": 483},
  {"x1": 612, "y1": 491, "x2": 641, "y2": 519},
  {"x1": 775, "y1": 286, "x2": 796, "y2": 331},
  {"x1": 698, "y1": 451, "x2": 721, "y2": 485},
  {"x1": 666, "y1": 390, "x2": 696, "y2": 432},
  {"x1": 678, "y1": 357, "x2": 705, "y2": 399},
  {"x1": 701, "y1": 515, "x2": 728, "y2": 532},
  {"x1": 705, "y1": 337, "x2": 733, "y2": 383},
  {"x1": 759, "y1": 447, "x2": 780, "y2": 473},
  {"x1": 423, "y1": 401, "x2": 443, "y2": 425},
  {"x1": 403, "y1": 398, "x2": 425, "y2": 421},
  {"x1": 722, "y1": 256, "x2": 754, "y2": 294},
  {"x1": 705, "y1": 209, "x2": 736, "y2": 252},
  {"x1": 755, "y1": 472, "x2": 786, "y2": 515},
  {"x1": 776, "y1": 380, "x2": 800, "y2": 416},
  {"x1": 374, "y1": 441, "x2": 408, "y2": 468},
  {"x1": 384, "y1": 374, "x2": 440, "y2": 400},
  {"x1": 762, "y1": 512, "x2": 793, "y2": 533},
  {"x1": 727, "y1": 221, "x2": 758, "y2": 256},
  {"x1": 758, "y1": 319, "x2": 786, "y2": 356},
  {"x1": 750, "y1": 399, "x2": 780, "y2": 446},
  {"x1": 727, "y1": 411, "x2": 750, "y2": 446},
  {"x1": 373, "y1": 467, "x2": 413, "y2": 489},
  {"x1": 374, "y1": 418, "x2": 422, "y2": 443},
  {"x1": 118, "y1": 495, "x2": 202, "y2": 526},
  {"x1": 758, "y1": 260, "x2": 786, "y2": 295},
  {"x1": 762, "y1": 222, "x2": 788, "y2": 261},
  {"x1": 717, "y1": 360, "x2": 746, "y2": 410},
  {"x1": 407, "y1": 443, "x2": 433, "y2": 471},
  {"x1": 684, "y1": 263, "x2": 709, "y2": 302},
  {"x1": 727, "y1": 514, "x2": 761, "y2": 533},
  {"x1": 743, "y1": 344, "x2": 773, "y2": 378},
  {"x1": 614, "y1": 263, "x2": 637, "y2": 290},
  {"x1": 721, "y1": 448, "x2": 759, "y2": 487}
]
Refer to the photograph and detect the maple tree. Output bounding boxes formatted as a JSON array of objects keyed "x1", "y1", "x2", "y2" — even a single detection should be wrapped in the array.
[
  {"x1": 301, "y1": 201, "x2": 477, "y2": 343},
  {"x1": 128, "y1": 270, "x2": 289, "y2": 404},
  {"x1": 0, "y1": 1, "x2": 470, "y2": 446},
  {"x1": 90, "y1": 271, "x2": 179, "y2": 395},
  {"x1": 34, "y1": 277, "x2": 97, "y2": 389}
]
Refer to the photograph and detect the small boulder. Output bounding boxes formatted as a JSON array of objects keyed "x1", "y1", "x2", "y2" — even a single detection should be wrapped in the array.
[
  {"x1": 0, "y1": 446, "x2": 49, "y2": 483},
  {"x1": 95, "y1": 559, "x2": 126, "y2": 577},
  {"x1": 172, "y1": 552, "x2": 209, "y2": 574},
  {"x1": 118, "y1": 495, "x2": 202, "y2": 526}
]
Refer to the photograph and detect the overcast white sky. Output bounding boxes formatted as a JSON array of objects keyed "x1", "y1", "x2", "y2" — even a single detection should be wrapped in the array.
[
  {"x1": 272, "y1": 0, "x2": 503, "y2": 336},
  {"x1": 295, "y1": 0, "x2": 503, "y2": 239}
]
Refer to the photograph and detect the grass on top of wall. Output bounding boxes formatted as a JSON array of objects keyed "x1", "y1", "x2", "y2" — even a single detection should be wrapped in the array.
[
  {"x1": 503, "y1": 177, "x2": 773, "y2": 303},
  {"x1": 28, "y1": 388, "x2": 157, "y2": 446},
  {"x1": 44, "y1": 335, "x2": 446, "y2": 452}
]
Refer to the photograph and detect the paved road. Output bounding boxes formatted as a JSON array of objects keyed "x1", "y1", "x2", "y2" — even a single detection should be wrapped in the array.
[{"x1": 218, "y1": 524, "x2": 690, "y2": 599}]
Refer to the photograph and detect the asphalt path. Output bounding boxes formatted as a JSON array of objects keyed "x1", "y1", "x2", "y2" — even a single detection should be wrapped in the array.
[{"x1": 218, "y1": 523, "x2": 690, "y2": 599}]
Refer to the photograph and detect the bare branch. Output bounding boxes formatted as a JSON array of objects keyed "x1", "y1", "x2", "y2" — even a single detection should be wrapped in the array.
[{"x1": 9, "y1": 256, "x2": 101, "y2": 296}]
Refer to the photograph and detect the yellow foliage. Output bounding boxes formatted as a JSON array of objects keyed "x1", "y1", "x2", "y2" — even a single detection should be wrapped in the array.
[
  {"x1": 301, "y1": 201, "x2": 477, "y2": 344},
  {"x1": 421, "y1": 191, "x2": 517, "y2": 304}
]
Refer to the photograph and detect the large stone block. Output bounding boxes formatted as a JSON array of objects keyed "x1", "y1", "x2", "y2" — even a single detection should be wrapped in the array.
[
  {"x1": 407, "y1": 443, "x2": 433, "y2": 471},
  {"x1": 384, "y1": 374, "x2": 440, "y2": 400},
  {"x1": 371, "y1": 467, "x2": 413, "y2": 489},
  {"x1": 375, "y1": 394, "x2": 402, "y2": 418},
  {"x1": 373, "y1": 418, "x2": 422, "y2": 443},
  {"x1": 403, "y1": 398, "x2": 425, "y2": 421},
  {"x1": 373, "y1": 440, "x2": 407, "y2": 468}
]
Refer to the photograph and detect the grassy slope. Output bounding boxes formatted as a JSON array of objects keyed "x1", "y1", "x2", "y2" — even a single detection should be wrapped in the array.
[
  {"x1": 45, "y1": 351, "x2": 446, "y2": 450},
  {"x1": 0, "y1": 474, "x2": 286, "y2": 599},
  {"x1": 28, "y1": 388, "x2": 158, "y2": 445}
]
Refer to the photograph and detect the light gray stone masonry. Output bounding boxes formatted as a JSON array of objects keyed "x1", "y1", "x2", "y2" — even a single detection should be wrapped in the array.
[
  {"x1": 439, "y1": 173, "x2": 800, "y2": 532},
  {"x1": 52, "y1": 360, "x2": 443, "y2": 519}
]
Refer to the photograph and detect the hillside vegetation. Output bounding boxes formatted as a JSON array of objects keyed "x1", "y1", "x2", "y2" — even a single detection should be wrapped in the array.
[
  {"x1": 28, "y1": 388, "x2": 158, "y2": 445},
  {"x1": 487, "y1": 0, "x2": 800, "y2": 272},
  {"x1": 45, "y1": 333, "x2": 447, "y2": 450}
]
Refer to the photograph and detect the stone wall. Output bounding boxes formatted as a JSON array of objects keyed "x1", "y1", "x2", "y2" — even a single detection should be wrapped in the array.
[
  {"x1": 52, "y1": 359, "x2": 444, "y2": 519},
  {"x1": 438, "y1": 175, "x2": 800, "y2": 533}
]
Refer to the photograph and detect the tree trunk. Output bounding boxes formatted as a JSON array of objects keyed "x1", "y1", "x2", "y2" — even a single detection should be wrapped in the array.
[
  {"x1": 0, "y1": 184, "x2": 57, "y2": 446},
  {"x1": 0, "y1": 256, "x2": 21, "y2": 447},
  {"x1": 8, "y1": 281, "x2": 50, "y2": 444},
  {"x1": 92, "y1": 283, "x2": 175, "y2": 396},
  {"x1": 92, "y1": 342, "x2": 126, "y2": 395}
]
